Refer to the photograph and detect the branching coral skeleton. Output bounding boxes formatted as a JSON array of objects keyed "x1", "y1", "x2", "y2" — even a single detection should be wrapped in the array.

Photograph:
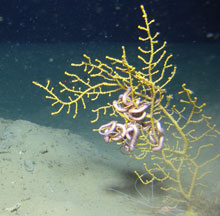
[{"x1": 33, "y1": 4, "x2": 220, "y2": 214}]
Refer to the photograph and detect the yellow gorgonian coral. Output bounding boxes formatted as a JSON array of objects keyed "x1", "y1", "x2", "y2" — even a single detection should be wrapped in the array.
[{"x1": 33, "y1": 5, "x2": 219, "y2": 214}]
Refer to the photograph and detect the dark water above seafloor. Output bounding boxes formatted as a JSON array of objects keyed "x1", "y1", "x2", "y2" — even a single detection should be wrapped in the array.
[{"x1": 0, "y1": 0, "x2": 219, "y2": 139}]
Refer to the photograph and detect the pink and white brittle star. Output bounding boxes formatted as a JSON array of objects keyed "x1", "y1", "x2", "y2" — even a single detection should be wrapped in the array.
[{"x1": 98, "y1": 88, "x2": 165, "y2": 152}]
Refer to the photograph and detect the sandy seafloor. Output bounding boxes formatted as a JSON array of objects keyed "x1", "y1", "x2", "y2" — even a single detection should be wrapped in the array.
[{"x1": 0, "y1": 41, "x2": 220, "y2": 216}]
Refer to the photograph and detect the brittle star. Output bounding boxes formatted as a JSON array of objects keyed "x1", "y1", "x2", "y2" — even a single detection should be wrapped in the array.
[{"x1": 98, "y1": 88, "x2": 165, "y2": 152}]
